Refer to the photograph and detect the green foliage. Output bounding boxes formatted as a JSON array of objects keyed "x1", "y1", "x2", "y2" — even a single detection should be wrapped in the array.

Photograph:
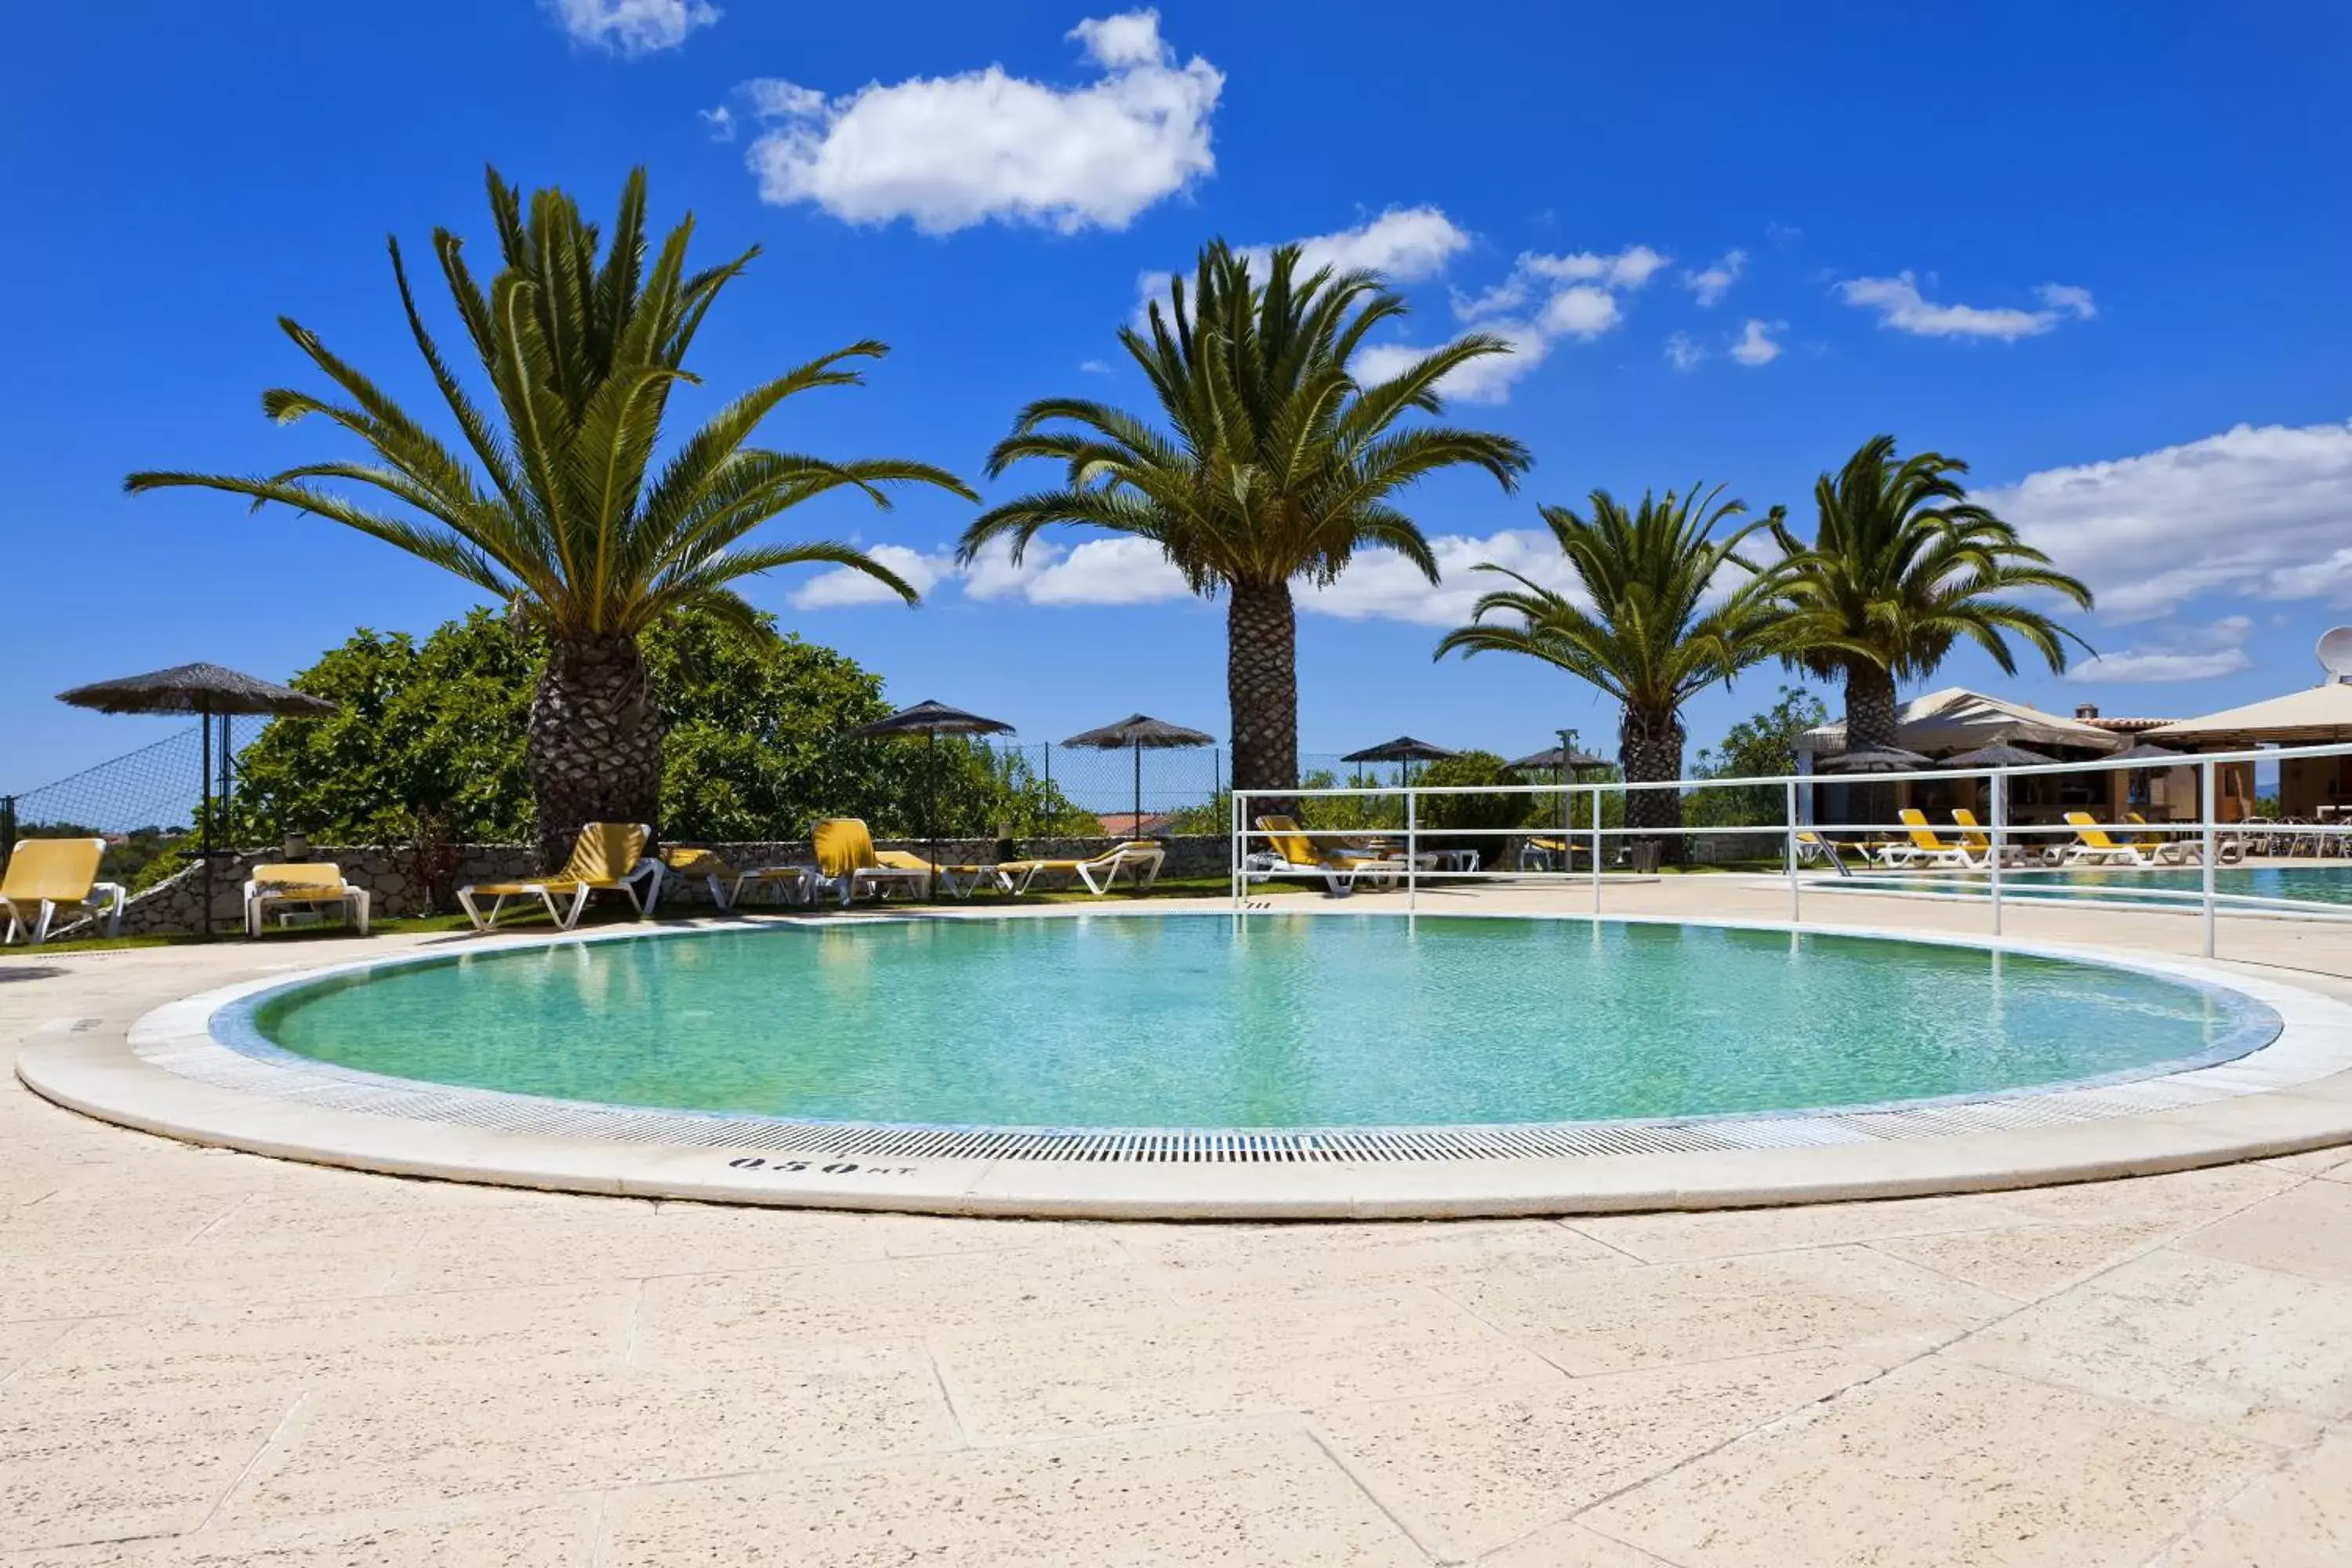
[
  {"x1": 1772, "y1": 435, "x2": 2094, "y2": 684},
  {"x1": 127, "y1": 166, "x2": 971, "y2": 644},
  {"x1": 1435, "y1": 485, "x2": 1788, "y2": 783},
  {"x1": 1297, "y1": 770, "x2": 1405, "y2": 832},
  {"x1": 1164, "y1": 789, "x2": 1232, "y2": 837},
  {"x1": 228, "y1": 612, "x2": 539, "y2": 846},
  {"x1": 963, "y1": 241, "x2": 1530, "y2": 596},
  {"x1": 1688, "y1": 686, "x2": 1828, "y2": 826},
  {"x1": 1414, "y1": 752, "x2": 1534, "y2": 833},
  {"x1": 227, "y1": 607, "x2": 1094, "y2": 845}
]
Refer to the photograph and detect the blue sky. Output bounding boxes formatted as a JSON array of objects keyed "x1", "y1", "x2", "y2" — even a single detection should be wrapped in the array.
[{"x1": 7, "y1": 0, "x2": 2352, "y2": 789}]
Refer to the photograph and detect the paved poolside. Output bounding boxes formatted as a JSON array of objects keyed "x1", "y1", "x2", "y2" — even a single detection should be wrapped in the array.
[{"x1": 5, "y1": 883, "x2": 2350, "y2": 1565}]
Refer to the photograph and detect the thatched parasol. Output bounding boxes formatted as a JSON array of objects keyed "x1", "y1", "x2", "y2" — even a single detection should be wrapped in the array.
[
  {"x1": 1341, "y1": 735, "x2": 1455, "y2": 789},
  {"x1": 2111, "y1": 740, "x2": 2183, "y2": 763},
  {"x1": 846, "y1": 700, "x2": 1016, "y2": 880},
  {"x1": 1505, "y1": 744, "x2": 1610, "y2": 775},
  {"x1": 1062, "y1": 714, "x2": 1214, "y2": 831},
  {"x1": 1813, "y1": 744, "x2": 1932, "y2": 774},
  {"x1": 1939, "y1": 740, "x2": 2056, "y2": 771},
  {"x1": 56, "y1": 663, "x2": 339, "y2": 938}
]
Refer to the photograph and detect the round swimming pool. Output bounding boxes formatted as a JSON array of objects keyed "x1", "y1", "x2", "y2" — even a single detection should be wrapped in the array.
[{"x1": 222, "y1": 914, "x2": 2280, "y2": 1130}]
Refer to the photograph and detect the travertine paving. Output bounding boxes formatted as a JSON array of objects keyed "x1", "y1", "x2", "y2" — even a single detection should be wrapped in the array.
[{"x1": 5, "y1": 887, "x2": 2352, "y2": 1565}]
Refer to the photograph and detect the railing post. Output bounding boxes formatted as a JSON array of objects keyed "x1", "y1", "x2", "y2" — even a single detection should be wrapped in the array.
[
  {"x1": 1784, "y1": 779, "x2": 1799, "y2": 923},
  {"x1": 1990, "y1": 771, "x2": 2005, "y2": 938},
  {"x1": 1405, "y1": 787, "x2": 1417, "y2": 911},
  {"x1": 2201, "y1": 759, "x2": 2218, "y2": 958},
  {"x1": 1230, "y1": 788, "x2": 1242, "y2": 913},
  {"x1": 1590, "y1": 783, "x2": 1603, "y2": 915}
]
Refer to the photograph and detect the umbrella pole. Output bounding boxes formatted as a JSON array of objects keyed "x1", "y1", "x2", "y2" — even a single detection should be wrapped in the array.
[
  {"x1": 198, "y1": 702, "x2": 213, "y2": 942},
  {"x1": 927, "y1": 730, "x2": 938, "y2": 901},
  {"x1": 1133, "y1": 743, "x2": 1142, "y2": 835}
]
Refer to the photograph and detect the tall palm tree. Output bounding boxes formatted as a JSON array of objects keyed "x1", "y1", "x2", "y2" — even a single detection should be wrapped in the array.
[
  {"x1": 129, "y1": 167, "x2": 971, "y2": 868},
  {"x1": 1436, "y1": 486, "x2": 1785, "y2": 847},
  {"x1": 958, "y1": 241, "x2": 1532, "y2": 800},
  {"x1": 1772, "y1": 434, "x2": 2092, "y2": 754}
]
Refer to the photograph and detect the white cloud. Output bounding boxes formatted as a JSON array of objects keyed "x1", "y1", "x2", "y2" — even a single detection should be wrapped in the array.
[
  {"x1": 1538, "y1": 285, "x2": 1620, "y2": 339},
  {"x1": 1977, "y1": 420, "x2": 2352, "y2": 622},
  {"x1": 1682, "y1": 249, "x2": 1745, "y2": 307},
  {"x1": 1078, "y1": 358, "x2": 1112, "y2": 374},
  {"x1": 1355, "y1": 320, "x2": 1551, "y2": 405},
  {"x1": 2067, "y1": 619, "x2": 2254, "y2": 684},
  {"x1": 1304, "y1": 529, "x2": 1581, "y2": 626},
  {"x1": 1520, "y1": 245, "x2": 1669, "y2": 289},
  {"x1": 2068, "y1": 648, "x2": 2252, "y2": 683},
  {"x1": 788, "y1": 544, "x2": 951, "y2": 609},
  {"x1": 546, "y1": 0, "x2": 718, "y2": 53},
  {"x1": 1838, "y1": 270, "x2": 2096, "y2": 341},
  {"x1": 699, "y1": 105, "x2": 735, "y2": 143},
  {"x1": 1730, "y1": 318, "x2": 1783, "y2": 366},
  {"x1": 1664, "y1": 332, "x2": 1705, "y2": 372},
  {"x1": 738, "y1": 11, "x2": 1222, "y2": 234},
  {"x1": 1022, "y1": 538, "x2": 1192, "y2": 604},
  {"x1": 2036, "y1": 282, "x2": 2097, "y2": 320}
]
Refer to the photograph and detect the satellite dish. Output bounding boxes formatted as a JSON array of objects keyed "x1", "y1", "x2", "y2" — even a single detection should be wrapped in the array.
[{"x1": 2320, "y1": 627, "x2": 2352, "y2": 684}]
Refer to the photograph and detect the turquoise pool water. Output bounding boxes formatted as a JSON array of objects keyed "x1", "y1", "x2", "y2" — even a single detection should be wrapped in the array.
[
  {"x1": 233, "y1": 916, "x2": 2276, "y2": 1128},
  {"x1": 1847, "y1": 866, "x2": 2352, "y2": 908}
]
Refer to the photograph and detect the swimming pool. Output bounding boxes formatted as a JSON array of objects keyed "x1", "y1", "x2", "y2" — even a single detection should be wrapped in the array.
[
  {"x1": 225, "y1": 914, "x2": 2278, "y2": 1130},
  {"x1": 1838, "y1": 865, "x2": 2352, "y2": 910}
]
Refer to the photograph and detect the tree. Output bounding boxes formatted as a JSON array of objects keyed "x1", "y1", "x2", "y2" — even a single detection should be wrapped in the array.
[
  {"x1": 227, "y1": 608, "x2": 1094, "y2": 859},
  {"x1": 1771, "y1": 435, "x2": 2092, "y2": 753},
  {"x1": 958, "y1": 241, "x2": 1530, "y2": 803},
  {"x1": 1689, "y1": 684, "x2": 1828, "y2": 827},
  {"x1": 1436, "y1": 486, "x2": 1785, "y2": 851},
  {"x1": 128, "y1": 166, "x2": 972, "y2": 868}
]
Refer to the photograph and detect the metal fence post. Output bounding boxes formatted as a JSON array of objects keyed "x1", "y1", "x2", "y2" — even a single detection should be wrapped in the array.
[
  {"x1": 1589, "y1": 782, "x2": 1602, "y2": 915},
  {"x1": 0, "y1": 795, "x2": 14, "y2": 877},
  {"x1": 1990, "y1": 771, "x2": 2005, "y2": 938},
  {"x1": 1784, "y1": 779, "x2": 1799, "y2": 922},
  {"x1": 2201, "y1": 759, "x2": 2218, "y2": 958}
]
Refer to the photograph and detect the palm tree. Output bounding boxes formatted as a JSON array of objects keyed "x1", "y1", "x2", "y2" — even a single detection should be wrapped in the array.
[
  {"x1": 1436, "y1": 486, "x2": 1786, "y2": 849},
  {"x1": 128, "y1": 167, "x2": 971, "y2": 868},
  {"x1": 1772, "y1": 435, "x2": 2092, "y2": 753},
  {"x1": 957, "y1": 241, "x2": 1532, "y2": 800}
]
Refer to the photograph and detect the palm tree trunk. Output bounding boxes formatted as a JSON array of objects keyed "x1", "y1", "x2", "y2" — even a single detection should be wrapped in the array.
[
  {"x1": 1842, "y1": 657, "x2": 1901, "y2": 833},
  {"x1": 1843, "y1": 659, "x2": 1900, "y2": 751},
  {"x1": 1620, "y1": 707, "x2": 1686, "y2": 865},
  {"x1": 1227, "y1": 579, "x2": 1299, "y2": 815},
  {"x1": 527, "y1": 633, "x2": 663, "y2": 870}
]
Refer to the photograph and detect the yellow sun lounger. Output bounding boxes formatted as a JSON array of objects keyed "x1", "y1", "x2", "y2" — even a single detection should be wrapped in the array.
[
  {"x1": 243, "y1": 862, "x2": 370, "y2": 936},
  {"x1": 456, "y1": 822, "x2": 661, "y2": 931},
  {"x1": 659, "y1": 846, "x2": 814, "y2": 911},
  {"x1": 999, "y1": 840, "x2": 1166, "y2": 895},
  {"x1": 2125, "y1": 812, "x2": 2232, "y2": 866},
  {"x1": 1253, "y1": 815, "x2": 1403, "y2": 895},
  {"x1": 1874, "y1": 809, "x2": 1983, "y2": 868},
  {"x1": 2, "y1": 837, "x2": 125, "y2": 946},
  {"x1": 813, "y1": 819, "x2": 933, "y2": 906},
  {"x1": 1948, "y1": 809, "x2": 2035, "y2": 868},
  {"x1": 2060, "y1": 811, "x2": 2159, "y2": 867}
]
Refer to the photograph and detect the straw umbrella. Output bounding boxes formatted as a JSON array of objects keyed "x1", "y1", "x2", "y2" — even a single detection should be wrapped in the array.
[
  {"x1": 1341, "y1": 736, "x2": 1457, "y2": 789},
  {"x1": 1940, "y1": 740, "x2": 2056, "y2": 771},
  {"x1": 56, "y1": 663, "x2": 338, "y2": 938},
  {"x1": 1813, "y1": 744, "x2": 1931, "y2": 773},
  {"x1": 1062, "y1": 714, "x2": 1214, "y2": 833},
  {"x1": 1507, "y1": 742, "x2": 1611, "y2": 846},
  {"x1": 845, "y1": 700, "x2": 1015, "y2": 877}
]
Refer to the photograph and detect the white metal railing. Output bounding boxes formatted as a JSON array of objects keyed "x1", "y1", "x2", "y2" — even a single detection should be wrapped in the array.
[{"x1": 1229, "y1": 736, "x2": 2352, "y2": 959}]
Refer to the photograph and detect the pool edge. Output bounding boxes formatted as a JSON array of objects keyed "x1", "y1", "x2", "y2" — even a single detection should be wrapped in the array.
[{"x1": 20, "y1": 907, "x2": 2352, "y2": 1219}]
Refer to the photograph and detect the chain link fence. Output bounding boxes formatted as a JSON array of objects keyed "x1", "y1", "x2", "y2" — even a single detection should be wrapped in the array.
[{"x1": 2, "y1": 720, "x2": 244, "y2": 890}]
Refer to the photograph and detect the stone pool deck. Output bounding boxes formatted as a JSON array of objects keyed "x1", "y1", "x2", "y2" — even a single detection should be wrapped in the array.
[{"x1": 3, "y1": 881, "x2": 2350, "y2": 1565}]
